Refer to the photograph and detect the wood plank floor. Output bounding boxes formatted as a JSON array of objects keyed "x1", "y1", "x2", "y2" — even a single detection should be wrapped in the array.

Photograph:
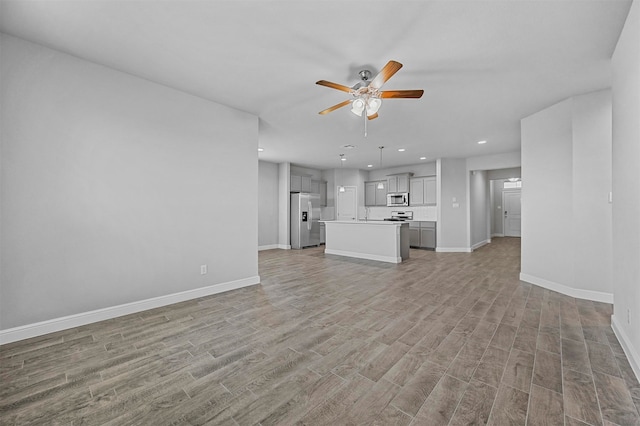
[{"x1": 1, "y1": 237, "x2": 639, "y2": 425}]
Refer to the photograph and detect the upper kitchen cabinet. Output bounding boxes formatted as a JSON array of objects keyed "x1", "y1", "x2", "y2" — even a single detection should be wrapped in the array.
[
  {"x1": 387, "y1": 173, "x2": 412, "y2": 193},
  {"x1": 410, "y1": 176, "x2": 437, "y2": 205},
  {"x1": 365, "y1": 181, "x2": 387, "y2": 206},
  {"x1": 311, "y1": 180, "x2": 327, "y2": 206},
  {"x1": 291, "y1": 174, "x2": 311, "y2": 193}
]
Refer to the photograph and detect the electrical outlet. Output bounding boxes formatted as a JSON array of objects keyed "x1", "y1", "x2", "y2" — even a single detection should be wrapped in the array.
[{"x1": 200, "y1": 265, "x2": 207, "y2": 275}]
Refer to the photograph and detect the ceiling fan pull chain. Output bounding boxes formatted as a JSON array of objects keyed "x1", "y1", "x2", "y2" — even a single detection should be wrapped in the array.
[{"x1": 364, "y1": 111, "x2": 367, "y2": 137}]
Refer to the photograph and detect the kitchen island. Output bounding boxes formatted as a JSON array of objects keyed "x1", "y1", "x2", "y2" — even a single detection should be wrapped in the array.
[{"x1": 322, "y1": 220, "x2": 410, "y2": 263}]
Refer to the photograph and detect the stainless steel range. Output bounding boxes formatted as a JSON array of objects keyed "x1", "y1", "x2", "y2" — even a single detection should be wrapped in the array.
[{"x1": 383, "y1": 211, "x2": 413, "y2": 221}]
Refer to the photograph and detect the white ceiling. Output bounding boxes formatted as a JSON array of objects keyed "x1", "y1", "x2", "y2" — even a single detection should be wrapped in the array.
[{"x1": 0, "y1": 1, "x2": 632, "y2": 170}]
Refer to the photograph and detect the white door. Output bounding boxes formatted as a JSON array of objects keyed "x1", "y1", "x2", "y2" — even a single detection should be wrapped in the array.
[
  {"x1": 337, "y1": 186, "x2": 357, "y2": 221},
  {"x1": 503, "y1": 190, "x2": 521, "y2": 237}
]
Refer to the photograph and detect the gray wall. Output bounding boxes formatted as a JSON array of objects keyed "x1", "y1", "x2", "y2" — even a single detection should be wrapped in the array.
[
  {"x1": 290, "y1": 165, "x2": 323, "y2": 180},
  {"x1": 522, "y1": 99, "x2": 575, "y2": 289},
  {"x1": 277, "y1": 162, "x2": 290, "y2": 248},
  {"x1": 0, "y1": 35, "x2": 259, "y2": 329},
  {"x1": 572, "y1": 90, "x2": 612, "y2": 298},
  {"x1": 490, "y1": 180, "x2": 506, "y2": 236},
  {"x1": 437, "y1": 158, "x2": 469, "y2": 250},
  {"x1": 470, "y1": 170, "x2": 489, "y2": 248},
  {"x1": 521, "y1": 89, "x2": 612, "y2": 300},
  {"x1": 467, "y1": 152, "x2": 521, "y2": 171},
  {"x1": 611, "y1": 0, "x2": 640, "y2": 375},
  {"x1": 487, "y1": 167, "x2": 521, "y2": 181},
  {"x1": 367, "y1": 161, "x2": 437, "y2": 181},
  {"x1": 258, "y1": 161, "x2": 279, "y2": 248}
]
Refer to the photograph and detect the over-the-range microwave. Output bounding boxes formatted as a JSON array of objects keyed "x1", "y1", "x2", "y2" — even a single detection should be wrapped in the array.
[{"x1": 387, "y1": 192, "x2": 409, "y2": 207}]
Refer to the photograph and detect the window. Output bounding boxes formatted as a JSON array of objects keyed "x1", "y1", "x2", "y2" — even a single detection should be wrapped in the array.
[{"x1": 503, "y1": 180, "x2": 522, "y2": 189}]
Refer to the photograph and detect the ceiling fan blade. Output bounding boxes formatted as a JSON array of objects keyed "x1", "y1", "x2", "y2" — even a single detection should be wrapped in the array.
[
  {"x1": 367, "y1": 113, "x2": 379, "y2": 120},
  {"x1": 380, "y1": 90, "x2": 424, "y2": 99},
  {"x1": 369, "y1": 60, "x2": 403, "y2": 89},
  {"x1": 316, "y1": 80, "x2": 353, "y2": 93},
  {"x1": 319, "y1": 99, "x2": 352, "y2": 115}
]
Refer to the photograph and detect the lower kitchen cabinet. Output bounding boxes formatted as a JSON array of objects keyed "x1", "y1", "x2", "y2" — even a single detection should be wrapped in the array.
[
  {"x1": 409, "y1": 227, "x2": 420, "y2": 247},
  {"x1": 420, "y1": 227, "x2": 436, "y2": 249},
  {"x1": 319, "y1": 223, "x2": 326, "y2": 244},
  {"x1": 409, "y1": 221, "x2": 436, "y2": 249}
]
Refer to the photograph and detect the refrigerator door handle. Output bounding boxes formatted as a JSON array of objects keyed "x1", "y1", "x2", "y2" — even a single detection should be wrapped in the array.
[{"x1": 307, "y1": 201, "x2": 313, "y2": 230}]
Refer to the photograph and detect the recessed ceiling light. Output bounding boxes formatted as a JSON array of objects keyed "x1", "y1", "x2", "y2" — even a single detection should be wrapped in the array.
[
  {"x1": 258, "y1": 147, "x2": 264, "y2": 152},
  {"x1": 419, "y1": 157, "x2": 426, "y2": 160},
  {"x1": 398, "y1": 148, "x2": 406, "y2": 152},
  {"x1": 477, "y1": 140, "x2": 487, "y2": 145},
  {"x1": 367, "y1": 164, "x2": 373, "y2": 168}
]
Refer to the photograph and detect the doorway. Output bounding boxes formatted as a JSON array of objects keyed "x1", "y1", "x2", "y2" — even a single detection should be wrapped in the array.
[
  {"x1": 503, "y1": 190, "x2": 522, "y2": 237},
  {"x1": 337, "y1": 186, "x2": 357, "y2": 221}
]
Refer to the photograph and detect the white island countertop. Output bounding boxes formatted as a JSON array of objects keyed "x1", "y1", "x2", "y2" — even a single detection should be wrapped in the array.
[
  {"x1": 322, "y1": 220, "x2": 410, "y2": 263},
  {"x1": 321, "y1": 220, "x2": 406, "y2": 225}
]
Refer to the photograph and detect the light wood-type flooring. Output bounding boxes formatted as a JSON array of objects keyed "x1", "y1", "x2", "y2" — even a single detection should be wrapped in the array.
[{"x1": 1, "y1": 237, "x2": 639, "y2": 425}]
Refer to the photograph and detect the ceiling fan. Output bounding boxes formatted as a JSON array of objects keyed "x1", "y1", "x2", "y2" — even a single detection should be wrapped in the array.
[{"x1": 316, "y1": 60, "x2": 424, "y2": 120}]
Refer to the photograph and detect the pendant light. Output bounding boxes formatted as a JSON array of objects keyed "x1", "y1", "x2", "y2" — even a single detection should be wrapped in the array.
[
  {"x1": 377, "y1": 147, "x2": 385, "y2": 190},
  {"x1": 339, "y1": 154, "x2": 346, "y2": 193}
]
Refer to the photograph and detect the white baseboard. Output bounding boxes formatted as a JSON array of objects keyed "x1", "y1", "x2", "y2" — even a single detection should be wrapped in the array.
[
  {"x1": 471, "y1": 239, "x2": 491, "y2": 251},
  {"x1": 324, "y1": 248, "x2": 401, "y2": 264},
  {"x1": 519, "y1": 272, "x2": 613, "y2": 303},
  {"x1": 491, "y1": 233, "x2": 505, "y2": 238},
  {"x1": 0, "y1": 276, "x2": 261, "y2": 345},
  {"x1": 258, "y1": 244, "x2": 291, "y2": 250},
  {"x1": 436, "y1": 247, "x2": 473, "y2": 253},
  {"x1": 611, "y1": 315, "x2": 640, "y2": 384}
]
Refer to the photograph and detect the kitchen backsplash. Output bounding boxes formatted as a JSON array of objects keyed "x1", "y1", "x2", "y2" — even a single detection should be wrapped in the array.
[{"x1": 320, "y1": 207, "x2": 335, "y2": 221}]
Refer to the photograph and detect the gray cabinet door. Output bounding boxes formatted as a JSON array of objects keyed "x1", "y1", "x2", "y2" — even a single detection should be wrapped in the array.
[
  {"x1": 319, "y1": 181, "x2": 327, "y2": 206},
  {"x1": 409, "y1": 228, "x2": 420, "y2": 247},
  {"x1": 397, "y1": 175, "x2": 410, "y2": 193},
  {"x1": 410, "y1": 178, "x2": 425, "y2": 205},
  {"x1": 365, "y1": 182, "x2": 377, "y2": 206},
  {"x1": 425, "y1": 176, "x2": 437, "y2": 204},
  {"x1": 375, "y1": 184, "x2": 387, "y2": 206},
  {"x1": 420, "y1": 228, "x2": 436, "y2": 249},
  {"x1": 310, "y1": 180, "x2": 320, "y2": 194},
  {"x1": 291, "y1": 175, "x2": 302, "y2": 192},
  {"x1": 301, "y1": 176, "x2": 311, "y2": 193},
  {"x1": 387, "y1": 176, "x2": 398, "y2": 193}
]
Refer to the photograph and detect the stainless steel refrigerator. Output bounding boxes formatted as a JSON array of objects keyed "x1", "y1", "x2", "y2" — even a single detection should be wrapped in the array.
[{"x1": 291, "y1": 193, "x2": 321, "y2": 249}]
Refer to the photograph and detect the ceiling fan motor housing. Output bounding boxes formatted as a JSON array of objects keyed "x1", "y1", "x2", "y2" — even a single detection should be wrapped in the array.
[{"x1": 358, "y1": 69, "x2": 372, "y2": 82}]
